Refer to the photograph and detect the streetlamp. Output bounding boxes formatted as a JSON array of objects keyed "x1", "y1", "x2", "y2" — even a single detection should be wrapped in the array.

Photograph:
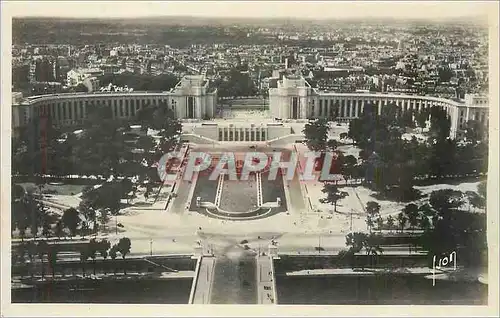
[
  {"x1": 150, "y1": 239, "x2": 153, "y2": 256},
  {"x1": 318, "y1": 235, "x2": 321, "y2": 254},
  {"x1": 350, "y1": 209, "x2": 354, "y2": 232},
  {"x1": 115, "y1": 214, "x2": 118, "y2": 235},
  {"x1": 171, "y1": 99, "x2": 177, "y2": 118}
]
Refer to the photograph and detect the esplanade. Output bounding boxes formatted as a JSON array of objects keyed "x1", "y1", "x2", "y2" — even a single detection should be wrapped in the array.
[{"x1": 13, "y1": 74, "x2": 488, "y2": 140}]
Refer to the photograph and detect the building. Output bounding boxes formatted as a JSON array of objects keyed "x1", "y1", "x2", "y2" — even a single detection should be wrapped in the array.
[
  {"x1": 11, "y1": 73, "x2": 488, "y2": 141},
  {"x1": 183, "y1": 122, "x2": 291, "y2": 142},
  {"x1": 269, "y1": 75, "x2": 314, "y2": 120},
  {"x1": 66, "y1": 68, "x2": 104, "y2": 87},
  {"x1": 30, "y1": 58, "x2": 57, "y2": 83},
  {"x1": 169, "y1": 75, "x2": 218, "y2": 119},
  {"x1": 269, "y1": 75, "x2": 488, "y2": 138},
  {"x1": 12, "y1": 92, "x2": 23, "y2": 104},
  {"x1": 30, "y1": 82, "x2": 63, "y2": 95},
  {"x1": 12, "y1": 75, "x2": 218, "y2": 135},
  {"x1": 82, "y1": 77, "x2": 100, "y2": 92}
]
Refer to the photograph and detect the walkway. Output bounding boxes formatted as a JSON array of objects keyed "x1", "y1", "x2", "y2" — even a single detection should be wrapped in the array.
[
  {"x1": 256, "y1": 255, "x2": 277, "y2": 304},
  {"x1": 209, "y1": 246, "x2": 257, "y2": 304},
  {"x1": 168, "y1": 176, "x2": 193, "y2": 214},
  {"x1": 190, "y1": 256, "x2": 216, "y2": 304},
  {"x1": 288, "y1": 171, "x2": 306, "y2": 214}
]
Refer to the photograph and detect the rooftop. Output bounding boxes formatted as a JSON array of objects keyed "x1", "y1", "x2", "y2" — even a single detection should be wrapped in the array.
[{"x1": 178, "y1": 75, "x2": 208, "y2": 88}]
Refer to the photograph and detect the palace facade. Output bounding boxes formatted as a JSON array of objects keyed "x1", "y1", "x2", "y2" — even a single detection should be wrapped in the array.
[
  {"x1": 269, "y1": 75, "x2": 489, "y2": 138},
  {"x1": 12, "y1": 74, "x2": 488, "y2": 140},
  {"x1": 12, "y1": 75, "x2": 217, "y2": 134}
]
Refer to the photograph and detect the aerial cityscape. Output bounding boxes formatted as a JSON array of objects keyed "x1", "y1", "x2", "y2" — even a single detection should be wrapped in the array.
[{"x1": 8, "y1": 2, "x2": 491, "y2": 308}]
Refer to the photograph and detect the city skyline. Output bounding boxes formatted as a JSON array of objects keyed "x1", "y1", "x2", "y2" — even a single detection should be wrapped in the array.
[{"x1": 3, "y1": 1, "x2": 494, "y2": 20}]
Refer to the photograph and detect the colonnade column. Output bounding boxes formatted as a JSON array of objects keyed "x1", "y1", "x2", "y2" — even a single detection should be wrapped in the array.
[{"x1": 71, "y1": 101, "x2": 77, "y2": 121}]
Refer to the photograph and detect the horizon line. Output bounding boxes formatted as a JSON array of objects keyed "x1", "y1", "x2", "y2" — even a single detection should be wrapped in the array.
[{"x1": 12, "y1": 14, "x2": 488, "y2": 22}]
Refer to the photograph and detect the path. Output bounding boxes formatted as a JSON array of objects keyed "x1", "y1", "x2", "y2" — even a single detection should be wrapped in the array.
[
  {"x1": 209, "y1": 246, "x2": 258, "y2": 304},
  {"x1": 288, "y1": 171, "x2": 306, "y2": 214},
  {"x1": 169, "y1": 177, "x2": 193, "y2": 214},
  {"x1": 256, "y1": 255, "x2": 277, "y2": 304},
  {"x1": 190, "y1": 256, "x2": 216, "y2": 304}
]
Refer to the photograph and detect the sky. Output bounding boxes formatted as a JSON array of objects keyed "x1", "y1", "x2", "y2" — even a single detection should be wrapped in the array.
[{"x1": 3, "y1": 1, "x2": 493, "y2": 20}]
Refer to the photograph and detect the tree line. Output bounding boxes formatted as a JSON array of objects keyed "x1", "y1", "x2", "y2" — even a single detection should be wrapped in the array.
[
  {"x1": 303, "y1": 103, "x2": 488, "y2": 269},
  {"x1": 12, "y1": 101, "x2": 182, "y2": 183},
  {"x1": 12, "y1": 237, "x2": 132, "y2": 280}
]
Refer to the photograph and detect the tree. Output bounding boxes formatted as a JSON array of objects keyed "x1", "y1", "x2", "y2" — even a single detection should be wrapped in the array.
[
  {"x1": 28, "y1": 198, "x2": 40, "y2": 239},
  {"x1": 365, "y1": 216, "x2": 375, "y2": 232},
  {"x1": 418, "y1": 215, "x2": 431, "y2": 231},
  {"x1": 98, "y1": 208, "x2": 111, "y2": 232},
  {"x1": 402, "y1": 203, "x2": 419, "y2": 230},
  {"x1": 12, "y1": 199, "x2": 29, "y2": 241},
  {"x1": 477, "y1": 181, "x2": 487, "y2": 200},
  {"x1": 429, "y1": 106, "x2": 451, "y2": 140},
  {"x1": 375, "y1": 216, "x2": 384, "y2": 231},
  {"x1": 78, "y1": 201, "x2": 98, "y2": 235},
  {"x1": 303, "y1": 118, "x2": 330, "y2": 152},
  {"x1": 37, "y1": 240, "x2": 49, "y2": 280},
  {"x1": 109, "y1": 245, "x2": 118, "y2": 275},
  {"x1": 465, "y1": 191, "x2": 486, "y2": 211},
  {"x1": 418, "y1": 203, "x2": 436, "y2": 218},
  {"x1": 74, "y1": 83, "x2": 88, "y2": 92},
  {"x1": 419, "y1": 211, "x2": 486, "y2": 267},
  {"x1": 13, "y1": 244, "x2": 27, "y2": 278},
  {"x1": 88, "y1": 238, "x2": 99, "y2": 276},
  {"x1": 397, "y1": 212, "x2": 407, "y2": 233},
  {"x1": 429, "y1": 189, "x2": 464, "y2": 215},
  {"x1": 120, "y1": 178, "x2": 134, "y2": 204},
  {"x1": 41, "y1": 210, "x2": 57, "y2": 239},
  {"x1": 117, "y1": 237, "x2": 132, "y2": 274},
  {"x1": 136, "y1": 135, "x2": 156, "y2": 163},
  {"x1": 341, "y1": 155, "x2": 357, "y2": 185},
  {"x1": 47, "y1": 246, "x2": 58, "y2": 278},
  {"x1": 79, "y1": 248, "x2": 88, "y2": 277},
  {"x1": 54, "y1": 220, "x2": 64, "y2": 239},
  {"x1": 106, "y1": 183, "x2": 124, "y2": 214},
  {"x1": 347, "y1": 102, "x2": 378, "y2": 148},
  {"x1": 320, "y1": 183, "x2": 348, "y2": 212},
  {"x1": 364, "y1": 233, "x2": 383, "y2": 267},
  {"x1": 136, "y1": 103, "x2": 182, "y2": 152},
  {"x1": 345, "y1": 232, "x2": 368, "y2": 254},
  {"x1": 62, "y1": 208, "x2": 80, "y2": 238},
  {"x1": 12, "y1": 183, "x2": 26, "y2": 202},
  {"x1": 98, "y1": 239, "x2": 111, "y2": 275},
  {"x1": 386, "y1": 215, "x2": 395, "y2": 232},
  {"x1": 415, "y1": 109, "x2": 429, "y2": 132},
  {"x1": 26, "y1": 241, "x2": 37, "y2": 278},
  {"x1": 365, "y1": 201, "x2": 381, "y2": 218},
  {"x1": 337, "y1": 249, "x2": 355, "y2": 268},
  {"x1": 464, "y1": 120, "x2": 486, "y2": 144}
]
